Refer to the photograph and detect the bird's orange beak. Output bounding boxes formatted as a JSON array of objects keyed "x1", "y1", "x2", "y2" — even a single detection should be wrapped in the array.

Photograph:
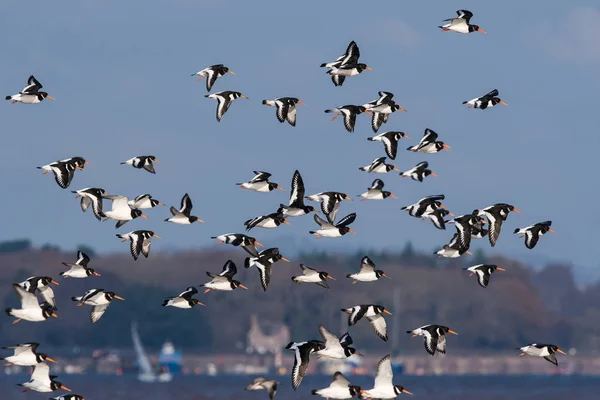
[
  {"x1": 60, "y1": 386, "x2": 71, "y2": 392},
  {"x1": 365, "y1": 66, "x2": 373, "y2": 70},
  {"x1": 141, "y1": 214, "x2": 148, "y2": 219},
  {"x1": 442, "y1": 144, "x2": 451, "y2": 152},
  {"x1": 153, "y1": 234, "x2": 161, "y2": 238},
  {"x1": 497, "y1": 267, "x2": 506, "y2": 271},
  {"x1": 45, "y1": 357, "x2": 57, "y2": 363},
  {"x1": 399, "y1": 106, "x2": 407, "y2": 112},
  {"x1": 364, "y1": 110, "x2": 372, "y2": 115},
  {"x1": 500, "y1": 100, "x2": 508, "y2": 106},
  {"x1": 549, "y1": 228, "x2": 556, "y2": 233},
  {"x1": 297, "y1": 101, "x2": 304, "y2": 105},
  {"x1": 51, "y1": 280, "x2": 60, "y2": 286},
  {"x1": 326, "y1": 275, "x2": 335, "y2": 280},
  {"x1": 84, "y1": 161, "x2": 91, "y2": 165},
  {"x1": 383, "y1": 309, "x2": 392, "y2": 315},
  {"x1": 228, "y1": 70, "x2": 236, "y2": 75},
  {"x1": 345, "y1": 196, "x2": 353, "y2": 201},
  {"x1": 255, "y1": 241, "x2": 264, "y2": 247},
  {"x1": 277, "y1": 186, "x2": 285, "y2": 191},
  {"x1": 281, "y1": 257, "x2": 290, "y2": 262},
  {"x1": 93, "y1": 271, "x2": 101, "y2": 276},
  {"x1": 283, "y1": 220, "x2": 291, "y2": 225},
  {"x1": 478, "y1": 28, "x2": 487, "y2": 34},
  {"x1": 382, "y1": 273, "x2": 391, "y2": 279},
  {"x1": 513, "y1": 208, "x2": 521, "y2": 213},
  {"x1": 448, "y1": 329, "x2": 458, "y2": 335},
  {"x1": 354, "y1": 351, "x2": 364, "y2": 356},
  {"x1": 47, "y1": 95, "x2": 56, "y2": 100},
  {"x1": 393, "y1": 167, "x2": 401, "y2": 172},
  {"x1": 348, "y1": 229, "x2": 356, "y2": 234},
  {"x1": 238, "y1": 284, "x2": 248, "y2": 290},
  {"x1": 401, "y1": 389, "x2": 413, "y2": 395},
  {"x1": 557, "y1": 348, "x2": 566, "y2": 355},
  {"x1": 51, "y1": 313, "x2": 59, "y2": 318},
  {"x1": 114, "y1": 295, "x2": 125, "y2": 301},
  {"x1": 466, "y1": 250, "x2": 473, "y2": 255},
  {"x1": 431, "y1": 172, "x2": 438, "y2": 176},
  {"x1": 389, "y1": 194, "x2": 397, "y2": 199}
]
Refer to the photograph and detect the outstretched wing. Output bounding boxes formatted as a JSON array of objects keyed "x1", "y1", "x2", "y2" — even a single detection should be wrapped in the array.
[
  {"x1": 180, "y1": 193, "x2": 193, "y2": 216},
  {"x1": 374, "y1": 354, "x2": 393, "y2": 388},
  {"x1": 23, "y1": 75, "x2": 43, "y2": 93},
  {"x1": 289, "y1": 170, "x2": 305, "y2": 207},
  {"x1": 335, "y1": 213, "x2": 356, "y2": 228},
  {"x1": 220, "y1": 260, "x2": 237, "y2": 278},
  {"x1": 314, "y1": 213, "x2": 333, "y2": 228},
  {"x1": 91, "y1": 304, "x2": 109, "y2": 323}
]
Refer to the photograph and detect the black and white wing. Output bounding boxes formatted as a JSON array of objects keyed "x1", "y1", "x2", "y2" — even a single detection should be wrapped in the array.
[
  {"x1": 382, "y1": 133, "x2": 399, "y2": 159},
  {"x1": 456, "y1": 9, "x2": 474, "y2": 22},
  {"x1": 13, "y1": 284, "x2": 39, "y2": 310},
  {"x1": 484, "y1": 89, "x2": 499, "y2": 98},
  {"x1": 374, "y1": 354, "x2": 393, "y2": 388},
  {"x1": 359, "y1": 256, "x2": 376, "y2": 273},
  {"x1": 38, "y1": 286, "x2": 57, "y2": 310},
  {"x1": 23, "y1": 75, "x2": 43, "y2": 93},
  {"x1": 330, "y1": 371, "x2": 351, "y2": 388},
  {"x1": 436, "y1": 334, "x2": 447, "y2": 354},
  {"x1": 420, "y1": 128, "x2": 438, "y2": 145},
  {"x1": 141, "y1": 235, "x2": 153, "y2": 258},
  {"x1": 216, "y1": 96, "x2": 233, "y2": 121},
  {"x1": 219, "y1": 260, "x2": 237, "y2": 278},
  {"x1": 318, "y1": 325, "x2": 340, "y2": 349},
  {"x1": 80, "y1": 196, "x2": 92, "y2": 212},
  {"x1": 367, "y1": 314, "x2": 388, "y2": 341},
  {"x1": 90, "y1": 304, "x2": 109, "y2": 323},
  {"x1": 371, "y1": 112, "x2": 385, "y2": 133},
  {"x1": 321, "y1": 196, "x2": 341, "y2": 224},
  {"x1": 179, "y1": 286, "x2": 199, "y2": 299},
  {"x1": 53, "y1": 163, "x2": 74, "y2": 189},
  {"x1": 286, "y1": 102, "x2": 297, "y2": 126},
  {"x1": 331, "y1": 74, "x2": 346, "y2": 87},
  {"x1": 289, "y1": 170, "x2": 305, "y2": 207},
  {"x1": 370, "y1": 179, "x2": 385, "y2": 190},
  {"x1": 291, "y1": 344, "x2": 311, "y2": 390},
  {"x1": 485, "y1": 212, "x2": 502, "y2": 247},
  {"x1": 256, "y1": 262, "x2": 272, "y2": 291},
  {"x1": 544, "y1": 354, "x2": 558, "y2": 366},
  {"x1": 76, "y1": 250, "x2": 91, "y2": 266},
  {"x1": 342, "y1": 110, "x2": 356, "y2": 132},
  {"x1": 335, "y1": 213, "x2": 356, "y2": 229},
  {"x1": 250, "y1": 171, "x2": 271, "y2": 183},
  {"x1": 179, "y1": 193, "x2": 193, "y2": 216},
  {"x1": 314, "y1": 213, "x2": 334, "y2": 229},
  {"x1": 276, "y1": 101, "x2": 289, "y2": 123},
  {"x1": 343, "y1": 41, "x2": 360, "y2": 65},
  {"x1": 476, "y1": 269, "x2": 490, "y2": 288},
  {"x1": 524, "y1": 229, "x2": 539, "y2": 249},
  {"x1": 347, "y1": 306, "x2": 366, "y2": 326},
  {"x1": 300, "y1": 263, "x2": 319, "y2": 277},
  {"x1": 205, "y1": 69, "x2": 219, "y2": 92},
  {"x1": 423, "y1": 330, "x2": 438, "y2": 356}
]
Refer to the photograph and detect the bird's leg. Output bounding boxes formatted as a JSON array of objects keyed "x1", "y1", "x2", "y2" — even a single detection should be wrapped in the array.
[
  {"x1": 352, "y1": 281, "x2": 358, "y2": 285},
  {"x1": 469, "y1": 273, "x2": 474, "y2": 277},
  {"x1": 216, "y1": 241, "x2": 224, "y2": 244},
  {"x1": 331, "y1": 115, "x2": 338, "y2": 121},
  {"x1": 12, "y1": 318, "x2": 21, "y2": 325},
  {"x1": 11, "y1": 100, "x2": 17, "y2": 104},
  {"x1": 204, "y1": 289, "x2": 211, "y2": 293},
  {"x1": 4, "y1": 362, "x2": 12, "y2": 366},
  {"x1": 519, "y1": 353, "x2": 525, "y2": 357}
]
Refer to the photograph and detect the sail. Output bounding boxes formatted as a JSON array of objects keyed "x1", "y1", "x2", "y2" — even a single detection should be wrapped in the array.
[{"x1": 131, "y1": 321, "x2": 156, "y2": 380}]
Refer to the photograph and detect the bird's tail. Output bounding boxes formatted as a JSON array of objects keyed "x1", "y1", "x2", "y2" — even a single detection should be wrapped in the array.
[
  {"x1": 5, "y1": 96, "x2": 11, "y2": 100},
  {"x1": 513, "y1": 228, "x2": 520, "y2": 234},
  {"x1": 261, "y1": 100, "x2": 268, "y2": 105},
  {"x1": 462, "y1": 101, "x2": 468, "y2": 104},
  {"x1": 161, "y1": 299, "x2": 169, "y2": 307},
  {"x1": 210, "y1": 236, "x2": 217, "y2": 239},
  {"x1": 36, "y1": 166, "x2": 42, "y2": 169},
  {"x1": 346, "y1": 273, "x2": 352, "y2": 278},
  {"x1": 367, "y1": 137, "x2": 374, "y2": 141},
  {"x1": 400, "y1": 206, "x2": 407, "y2": 210},
  {"x1": 204, "y1": 94, "x2": 210, "y2": 98},
  {"x1": 116, "y1": 234, "x2": 125, "y2": 239},
  {"x1": 5, "y1": 307, "x2": 12, "y2": 316},
  {"x1": 324, "y1": 109, "x2": 334, "y2": 113},
  {"x1": 71, "y1": 296, "x2": 82, "y2": 302},
  {"x1": 358, "y1": 167, "x2": 366, "y2": 171},
  {"x1": 59, "y1": 271, "x2": 65, "y2": 276},
  {"x1": 309, "y1": 231, "x2": 316, "y2": 234},
  {"x1": 311, "y1": 390, "x2": 318, "y2": 395},
  {"x1": 319, "y1": 63, "x2": 327, "y2": 68}
]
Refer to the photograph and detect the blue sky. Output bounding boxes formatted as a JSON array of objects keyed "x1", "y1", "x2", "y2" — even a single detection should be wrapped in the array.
[{"x1": 1, "y1": 1, "x2": 599, "y2": 276}]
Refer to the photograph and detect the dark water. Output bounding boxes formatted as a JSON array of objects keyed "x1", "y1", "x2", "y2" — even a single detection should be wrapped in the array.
[{"x1": 1, "y1": 374, "x2": 599, "y2": 400}]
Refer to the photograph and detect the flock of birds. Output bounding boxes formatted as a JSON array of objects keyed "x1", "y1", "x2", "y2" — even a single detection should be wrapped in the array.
[{"x1": 2, "y1": 9, "x2": 565, "y2": 400}]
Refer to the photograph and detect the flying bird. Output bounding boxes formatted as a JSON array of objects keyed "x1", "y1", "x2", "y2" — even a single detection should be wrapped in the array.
[
  {"x1": 407, "y1": 325, "x2": 458, "y2": 356},
  {"x1": 18, "y1": 276, "x2": 59, "y2": 310},
  {"x1": 192, "y1": 64, "x2": 235, "y2": 92},
  {"x1": 367, "y1": 131, "x2": 409, "y2": 160},
  {"x1": 1, "y1": 343, "x2": 56, "y2": 366},
  {"x1": 285, "y1": 340, "x2": 325, "y2": 390},
  {"x1": 120, "y1": 155, "x2": 159, "y2": 174},
  {"x1": 407, "y1": 129, "x2": 450, "y2": 154},
  {"x1": 18, "y1": 362, "x2": 70, "y2": 393},
  {"x1": 244, "y1": 248, "x2": 290, "y2": 291},
  {"x1": 514, "y1": 221, "x2": 554, "y2": 249},
  {"x1": 201, "y1": 260, "x2": 248, "y2": 292},
  {"x1": 518, "y1": 344, "x2": 566, "y2": 366},
  {"x1": 368, "y1": 101, "x2": 406, "y2": 133},
  {"x1": 165, "y1": 193, "x2": 204, "y2": 224},
  {"x1": 399, "y1": 161, "x2": 437, "y2": 182},
  {"x1": 324, "y1": 105, "x2": 370, "y2": 133},
  {"x1": 102, "y1": 195, "x2": 148, "y2": 228},
  {"x1": 476, "y1": 204, "x2": 520, "y2": 246},
  {"x1": 346, "y1": 256, "x2": 389, "y2": 283},
  {"x1": 341, "y1": 305, "x2": 392, "y2": 341},
  {"x1": 244, "y1": 212, "x2": 290, "y2": 231},
  {"x1": 463, "y1": 89, "x2": 507, "y2": 109},
  {"x1": 311, "y1": 372, "x2": 361, "y2": 400},
  {"x1": 463, "y1": 264, "x2": 506, "y2": 288},
  {"x1": 439, "y1": 10, "x2": 486, "y2": 34},
  {"x1": 6, "y1": 75, "x2": 55, "y2": 104},
  {"x1": 310, "y1": 213, "x2": 357, "y2": 238},
  {"x1": 49, "y1": 395, "x2": 85, "y2": 400},
  {"x1": 205, "y1": 91, "x2": 248, "y2": 121},
  {"x1": 60, "y1": 250, "x2": 101, "y2": 278},
  {"x1": 326, "y1": 63, "x2": 373, "y2": 87},
  {"x1": 359, "y1": 157, "x2": 399, "y2": 174},
  {"x1": 162, "y1": 286, "x2": 205, "y2": 308},
  {"x1": 277, "y1": 170, "x2": 317, "y2": 217},
  {"x1": 245, "y1": 377, "x2": 279, "y2": 400},
  {"x1": 423, "y1": 208, "x2": 454, "y2": 230},
  {"x1": 38, "y1": 157, "x2": 89, "y2": 189},
  {"x1": 360, "y1": 355, "x2": 412, "y2": 399},
  {"x1": 72, "y1": 288, "x2": 124, "y2": 323},
  {"x1": 320, "y1": 41, "x2": 360, "y2": 69},
  {"x1": 262, "y1": 97, "x2": 304, "y2": 126},
  {"x1": 71, "y1": 188, "x2": 107, "y2": 220},
  {"x1": 305, "y1": 192, "x2": 352, "y2": 223},
  {"x1": 359, "y1": 179, "x2": 397, "y2": 201},
  {"x1": 116, "y1": 230, "x2": 160, "y2": 260},
  {"x1": 5, "y1": 284, "x2": 58, "y2": 324},
  {"x1": 237, "y1": 171, "x2": 284, "y2": 192},
  {"x1": 211, "y1": 233, "x2": 263, "y2": 256},
  {"x1": 401, "y1": 194, "x2": 447, "y2": 218},
  {"x1": 127, "y1": 194, "x2": 164, "y2": 209},
  {"x1": 291, "y1": 264, "x2": 335, "y2": 289},
  {"x1": 315, "y1": 325, "x2": 362, "y2": 359}
]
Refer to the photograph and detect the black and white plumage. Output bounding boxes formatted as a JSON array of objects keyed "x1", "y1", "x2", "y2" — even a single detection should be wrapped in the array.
[
  {"x1": 324, "y1": 106, "x2": 370, "y2": 133},
  {"x1": 205, "y1": 91, "x2": 248, "y2": 121},
  {"x1": 401, "y1": 194, "x2": 447, "y2": 218},
  {"x1": 362, "y1": 91, "x2": 394, "y2": 112},
  {"x1": 38, "y1": 157, "x2": 89, "y2": 189},
  {"x1": 291, "y1": 264, "x2": 335, "y2": 289},
  {"x1": 346, "y1": 256, "x2": 389, "y2": 283},
  {"x1": 320, "y1": 41, "x2": 360, "y2": 69},
  {"x1": 514, "y1": 221, "x2": 555, "y2": 249},
  {"x1": 120, "y1": 155, "x2": 159, "y2": 174},
  {"x1": 476, "y1": 204, "x2": 520, "y2": 247},
  {"x1": 360, "y1": 355, "x2": 412, "y2": 399},
  {"x1": 244, "y1": 212, "x2": 290, "y2": 231},
  {"x1": 439, "y1": 10, "x2": 486, "y2": 34},
  {"x1": 192, "y1": 64, "x2": 235, "y2": 92},
  {"x1": 315, "y1": 325, "x2": 361, "y2": 360},
  {"x1": 463, "y1": 89, "x2": 507, "y2": 109},
  {"x1": 245, "y1": 377, "x2": 279, "y2": 400},
  {"x1": 49, "y1": 396, "x2": 85, "y2": 400},
  {"x1": 359, "y1": 157, "x2": 400, "y2": 174},
  {"x1": 6, "y1": 75, "x2": 55, "y2": 104},
  {"x1": 278, "y1": 170, "x2": 317, "y2": 217},
  {"x1": 407, "y1": 129, "x2": 450, "y2": 154},
  {"x1": 127, "y1": 194, "x2": 164, "y2": 209},
  {"x1": 285, "y1": 340, "x2": 325, "y2": 391},
  {"x1": 244, "y1": 248, "x2": 290, "y2": 291},
  {"x1": 18, "y1": 362, "x2": 71, "y2": 393},
  {"x1": 326, "y1": 63, "x2": 372, "y2": 87},
  {"x1": 165, "y1": 193, "x2": 204, "y2": 224},
  {"x1": 211, "y1": 233, "x2": 263, "y2": 257},
  {"x1": 399, "y1": 161, "x2": 437, "y2": 182},
  {"x1": 71, "y1": 187, "x2": 107, "y2": 220},
  {"x1": 5, "y1": 284, "x2": 58, "y2": 324},
  {"x1": 72, "y1": 288, "x2": 124, "y2": 323},
  {"x1": 367, "y1": 131, "x2": 409, "y2": 160},
  {"x1": 407, "y1": 325, "x2": 458, "y2": 356},
  {"x1": 446, "y1": 212, "x2": 483, "y2": 254},
  {"x1": 162, "y1": 286, "x2": 205, "y2": 308},
  {"x1": 434, "y1": 238, "x2": 471, "y2": 258},
  {"x1": 116, "y1": 230, "x2": 160, "y2": 260},
  {"x1": 237, "y1": 171, "x2": 284, "y2": 192},
  {"x1": 309, "y1": 213, "x2": 357, "y2": 239},
  {"x1": 202, "y1": 260, "x2": 248, "y2": 292},
  {"x1": 368, "y1": 101, "x2": 407, "y2": 133},
  {"x1": 423, "y1": 208, "x2": 454, "y2": 230},
  {"x1": 102, "y1": 195, "x2": 148, "y2": 228},
  {"x1": 470, "y1": 217, "x2": 489, "y2": 239},
  {"x1": 262, "y1": 97, "x2": 304, "y2": 126},
  {"x1": 463, "y1": 264, "x2": 506, "y2": 288},
  {"x1": 359, "y1": 179, "x2": 397, "y2": 201},
  {"x1": 18, "y1": 276, "x2": 59, "y2": 310},
  {"x1": 60, "y1": 250, "x2": 101, "y2": 279},
  {"x1": 518, "y1": 344, "x2": 566, "y2": 366},
  {"x1": 341, "y1": 305, "x2": 392, "y2": 341},
  {"x1": 311, "y1": 372, "x2": 361, "y2": 400},
  {"x1": 1, "y1": 343, "x2": 56, "y2": 366},
  {"x1": 305, "y1": 192, "x2": 352, "y2": 224}
]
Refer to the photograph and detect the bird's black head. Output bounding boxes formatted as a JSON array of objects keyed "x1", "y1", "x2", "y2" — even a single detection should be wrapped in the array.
[
  {"x1": 393, "y1": 385, "x2": 413, "y2": 396},
  {"x1": 50, "y1": 379, "x2": 70, "y2": 392},
  {"x1": 189, "y1": 216, "x2": 202, "y2": 223},
  {"x1": 231, "y1": 280, "x2": 247, "y2": 290},
  {"x1": 339, "y1": 226, "x2": 353, "y2": 235},
  {"x1": 105, "y1": 292, "x2": 125, "y2": 301},
  {"x1": 268, "y1": 182, "x2": 283, "y2": 191},
  {"x1": 343, "y1": 346, "x2": 360, "y2": 357},
  {"x1": 132, "y1": 209, "x2": 145, "y2": 218},
  {"x1": 304, "y1": 205, "x2": 317, "y2": 213},
  {"x1": 375, "y1": 270, "x2": 388, "y2": 279},
  {"x1": 349, "y1": 386, "x2": 362, "y2": 396},
  {"x1": 148, "y1": 156, "x2": 158, "y2": 161},
  {"x1": 356, "y1": 106, "x2": 367, "y2": 114},
  {"x1": 38, "y1": 92, "x2": 55, "y2": 100}
]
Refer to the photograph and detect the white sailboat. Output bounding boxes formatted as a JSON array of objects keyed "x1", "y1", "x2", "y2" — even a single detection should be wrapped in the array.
[{"x1": 131, "y1": 321, "x2": 173, "y2": 383}]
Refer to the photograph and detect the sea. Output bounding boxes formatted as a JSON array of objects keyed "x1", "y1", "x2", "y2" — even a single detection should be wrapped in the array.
[{"x1": 1, "y1": 374, "x2": 598, "y2": 400}]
